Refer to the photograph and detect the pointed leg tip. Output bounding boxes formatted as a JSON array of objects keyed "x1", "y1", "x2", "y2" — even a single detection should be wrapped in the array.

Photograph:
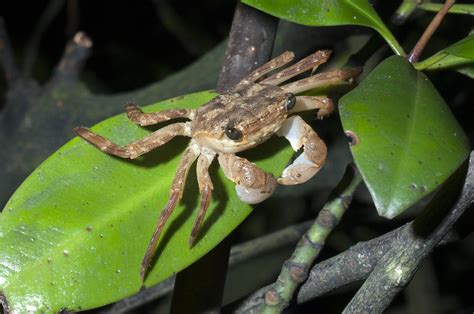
[
  {"x1": 319, "y1": 49, "x2": 332, "y2": 58},
  {"x1": 352, "y1": 67, "x2": 364, "y2": 76},
  {"x1": 124, "y1": 102, "x2": 138, "y2": 109},
  {"x1": 140, "y1": 267, "x2": 147, "y2": 283},
  {"x1": 74, "y1": 126, "x2": 89, "y2": 136},
  {"x1": 188, "y1": 236, "x2": 196, "y2": 249}
]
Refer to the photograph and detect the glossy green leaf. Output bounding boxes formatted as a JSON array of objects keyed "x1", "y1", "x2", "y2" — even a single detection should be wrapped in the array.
[
  {"x1": 0, "y1": 91, "x2": 294, "y2": 312},
  {"x1": 444, "y1": 34, "x2": 474, "y2": 59},
  {"x1": 241, "y1": 0, "x2": 405, "y2": 56},
  {"x1": 415, "y1": 34, "x2": 474, "y2": 78},
  {"x1": 339, "y1": 56, "x2": 470, "y2": 218}
]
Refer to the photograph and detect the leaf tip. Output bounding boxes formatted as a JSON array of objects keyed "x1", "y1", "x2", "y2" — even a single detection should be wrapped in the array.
[{"x1": 374, "y1": 197, "x2": 404, "y2": 220}]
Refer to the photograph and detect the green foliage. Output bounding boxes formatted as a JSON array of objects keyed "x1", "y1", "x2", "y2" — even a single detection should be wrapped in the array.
[
  {"x1": 1, "y1": 1, "x2": 472, "y2": 312},
  {"x1": 339, "y1": 56, "x2": 470, "y2": 218},
  {"x1": 0, "y1": 91, "x2": 293, "y2": 312},
  {"x1": 241, "y1": 0, "x2": 405, "y2": 55},
  {"x1": 442, "y1": 34, "x2": 474, "y2": 59},
  {"x1": 415, "y1": 34, "x2": 474, "y2": 78}
]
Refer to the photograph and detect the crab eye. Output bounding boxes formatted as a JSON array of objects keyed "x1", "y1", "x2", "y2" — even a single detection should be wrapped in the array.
[
  {"x1": 285, "y1": 93, "x2": 296, "y2": 110},
  {"x1": 225, "y1": 126, "x2": 242, "y2": 141}
]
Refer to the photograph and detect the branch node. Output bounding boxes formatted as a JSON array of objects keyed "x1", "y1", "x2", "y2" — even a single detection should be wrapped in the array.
[
  {"x1": 316, "y1": 208, "x2": 339, "y2": 229},
  {"x1": 264, "y1": 288, "x2": 281, "y2": 306},
  {"x1": 48, "y1": 31, "x2": 92, "y2": 86},
  {"x1": 73, "y1": 31, "x2": 92, "y2": 48},
  {"x1": 301, "y1": 232, "x2": 323, "y2": 250},
  {"x1": 237, "y1": 164, "x2": 362, "y2": 312},
  {"x1": 285, "y1": 261, "x2": 309, "y2": 283}
]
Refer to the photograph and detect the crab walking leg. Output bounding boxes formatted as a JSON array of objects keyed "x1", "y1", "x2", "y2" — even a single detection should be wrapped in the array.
[
  {"x1": 189, "y1": 149, "x2": 217, "y2": 247},
  {"x1": 238, "y1": 51, "x2": 295, "y2": 85},
  {"x1": 292, "y1": 96, "x2": 335, "y2": 119},
  {"x1": 218, "y1": 153, "x2": 277, "y2": 204},
  {"x1": 261, "y1": 50, "x2": 331, "y2": 86},
  {"x1": 276, "y1": 116, "x2": 327, "y2": 185},
  {"x1": 281, "y1": 67, "x2": 363, "y2": 94},
  {"x1": 140, "y1": 142, "x2": 201, "y2": 281},
  {"x1": 74, "y1": 122, "x2": 191, "y2": 159},
  {"x1": 125, "y1": 103, "x2": 195, "y2": 126}
]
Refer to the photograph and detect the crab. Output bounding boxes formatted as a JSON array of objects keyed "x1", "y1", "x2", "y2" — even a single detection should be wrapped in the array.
[{"x1": 74, "y1": 50, "x2": 361, "y2": 281}]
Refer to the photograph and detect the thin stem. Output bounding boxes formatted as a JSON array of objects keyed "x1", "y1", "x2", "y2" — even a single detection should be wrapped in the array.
[
  {"x1": 0, "y1": 18, "x2": 19, "y2": 85},
  {"x1": 219, "y1": 218, "x2": 458, "y2": 312},
  {"x1": 47, "y1": 31, "x2": 92, "y2": 87},
  {"x1": 419, "y1": 3, "x2": 474, "y2": 15},
  {"x1": 237, "y1": 164, "x2": 362, "y2": 313},
  {"x1": 408, "y1": 0, "x2": 456, "y2": 64},
  {"x1": 231, "y1": 151, "x2": 472, "y2": 313},
  {"x1": 296, "y1": 225, "x2": 458, "y2": 304}
]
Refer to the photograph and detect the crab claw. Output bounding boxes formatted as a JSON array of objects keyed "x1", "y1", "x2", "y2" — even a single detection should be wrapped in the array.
[
  {"x1": 218, "y1": 153, "x2": 278, "y2": 204},
  {"x1": 235, "y1": 183, "x2": 276, "y2": 204},
  {"x1": 276, "y1": 116, "x2": 327, "y2": 185}
]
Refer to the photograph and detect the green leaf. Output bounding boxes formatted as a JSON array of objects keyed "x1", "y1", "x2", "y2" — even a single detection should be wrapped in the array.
[
  {"x1": 241, "y1": 0, "x2": 405, "y2": 56},
  {"x1": 456, "y1": 65, "x2": 474, "y2": 79},
  {"x1": 415, "y1": 34, "x2": 474, "y2": 78},
  {"x1": 0, "y1": 91, "x2": 293, "y2": 312},
  {"x1": 444, "y1": 34, "x2": 474, "y2": 59},
  {"x1": 339, "y1": 56, "x2": 470, "y2": 218}
]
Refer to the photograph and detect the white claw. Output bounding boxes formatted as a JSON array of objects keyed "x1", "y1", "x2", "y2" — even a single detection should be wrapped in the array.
[
  {"x1": 279, "y1": 153, "x2": 318, "y2": 185},
  {"x1": 277, "y1": 116, "x2": 305, "y2": 151},
  {"x1": 277, "y1": 116, "x2": 327, "y2": 185},
  {"x1": 235, "y1": 182, "x2": 276, "y2": 204}
]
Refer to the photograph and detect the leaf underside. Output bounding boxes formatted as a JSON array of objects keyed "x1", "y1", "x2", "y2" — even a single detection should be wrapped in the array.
[
  {"x1": 241, "y1": 0, "x2": 404, "y2": 55},
  {"x1": 0, "y1": 91, "x2": 294, "y2": 312},
  {"x1": 339, "y1": 56, "x2": 470, "y2": 218},
  {"x1": 415, "y1": 34, "x2": 474, "y2": 79}
]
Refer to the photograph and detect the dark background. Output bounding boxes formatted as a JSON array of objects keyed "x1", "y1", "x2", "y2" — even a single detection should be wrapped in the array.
[
  {"x1": 0, "y1": 0, "x2": 234, "y2": 93},
  {"x1": 1, "y1": 1, "x2": 473, "y2": 313}
]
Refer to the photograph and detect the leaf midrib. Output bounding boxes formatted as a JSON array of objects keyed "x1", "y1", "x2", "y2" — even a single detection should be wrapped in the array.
[
  {"x1": 385, "y1": 68, "x2": 421, "y2": 217},
  {"x1": 346, "y1": 0, "x2": 404, "y2": 55}
]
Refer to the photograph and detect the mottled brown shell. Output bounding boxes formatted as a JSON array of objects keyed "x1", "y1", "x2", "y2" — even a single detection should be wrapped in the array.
[{"x1": 191, "y1": 83, "x2": 289, "y2": 153}]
